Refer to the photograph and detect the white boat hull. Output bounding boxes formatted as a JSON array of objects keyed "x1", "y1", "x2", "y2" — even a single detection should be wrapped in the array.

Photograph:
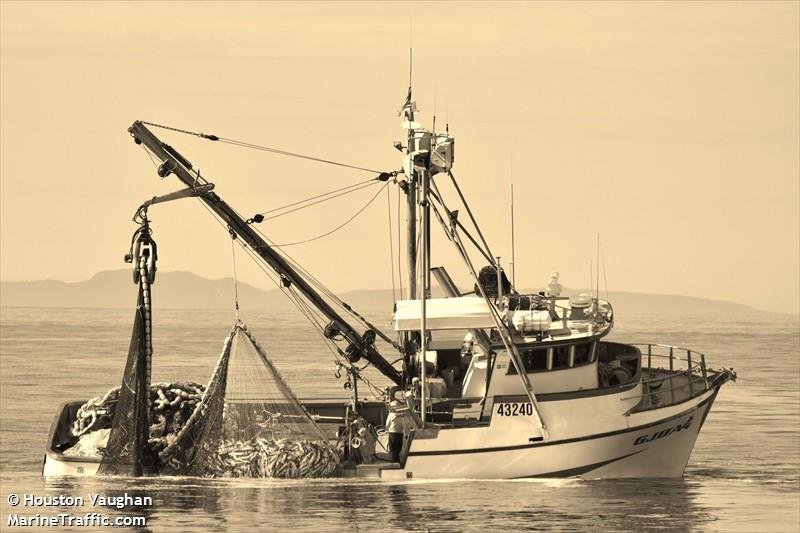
[
  {"x1": 394, "y1": 390, "x2": 718, "y2": 479},
  {"x1": 43, "y1": 386, "x2": 722, "y2": 479},
  {"x1": 42, "y1": 455, "x2": 100, "y2": 477}
]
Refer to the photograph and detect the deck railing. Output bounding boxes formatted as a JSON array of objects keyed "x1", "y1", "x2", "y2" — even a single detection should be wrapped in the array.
[{"x1": 625, "y1": 343, "x2": 711, "y2": 409}]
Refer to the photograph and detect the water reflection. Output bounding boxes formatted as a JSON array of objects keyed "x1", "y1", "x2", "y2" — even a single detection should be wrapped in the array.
[{"x1": 42, "y1": 476, "x2": 712, "y2": 532}]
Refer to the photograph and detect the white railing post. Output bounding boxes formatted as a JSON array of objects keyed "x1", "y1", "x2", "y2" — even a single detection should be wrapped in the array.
[
  {"x1": 669, "y1": 346, "x2": 675, "y2": 405},
  {"x1": 701, "y1": 353, "x2": 709, "y2": 390}
]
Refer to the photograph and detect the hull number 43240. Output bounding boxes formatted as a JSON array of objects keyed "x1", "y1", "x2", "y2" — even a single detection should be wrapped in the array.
[{"x1": 496, "y1": 403, "x2": 534, "y2": 416}]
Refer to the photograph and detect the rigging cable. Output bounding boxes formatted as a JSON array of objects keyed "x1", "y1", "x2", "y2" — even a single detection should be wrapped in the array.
[
  {"x1": 282, "y1": 281, "x2": 386, "y2": 401},
  {"x1": 259, "y1": 179, "x2": 380, "y2": 220},
  {"x1": 249, "y1": 246, "x2": 386, "y2": 401},
  {"x1": 140, "y1": 144, "x2": 161, "y2": 169},
  {"x1": 446, "y1": 170, "x2": 496, "y2": 264},
  {"x1": 196, "y1": 198, "x2": 365, "y2": 369},
  {"x1": 229, "y1": 230, "x2": 241, "y2": 321},
  {"x1": 229, "y1": 203, "x2": 402, "y2": 351},
  {"x1": 273, "y1": 181, "x2": 389, "y2": 246},
  {"x1": 137, "y1": 120, "x2": 400, "y2": 347},
  {"x1": 429, "y1": 179, "x2": 495, "y2": 265},
  {"x1": 187, "y1": 163, "x2": 401, "y2": 352},
  {"x1": 432, "y1": 191, "x2": 544, "y2": 430},
  {"x1": 139, "y1": 120, "x2": 383, "y2": 174}
]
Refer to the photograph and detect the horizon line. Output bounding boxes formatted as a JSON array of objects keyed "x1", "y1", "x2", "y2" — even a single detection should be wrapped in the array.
[{"x1": 1, "y1": 268, "x2": 796, "y2": 316}]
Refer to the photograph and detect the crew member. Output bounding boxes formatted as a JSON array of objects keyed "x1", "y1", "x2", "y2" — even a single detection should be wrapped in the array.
[{"x1": 385, "y1": 398, "x2": 405, "y2": 463}]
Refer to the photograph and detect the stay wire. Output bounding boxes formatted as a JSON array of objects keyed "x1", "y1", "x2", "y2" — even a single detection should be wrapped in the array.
[
  {"x1": 273, "y1": 181, "x2": 389, "y2": 246},
  {"x1": 259, "y1": 179, "x2": 379, "y2": 219},
  {"x1": 194, "y1": 172, "x2": 393, "y2": 353},
  {"x1": 230, "y1": 204, "x2": 402, "y2": 351},
  {"x1": 138, "y1": 123, "x2": 397, "y2": 344},
  {"x1": 217, "y1": 137, "x2": 384, "y2": 174},
  {"x1": 141, "y1": 144, "x2": 160, "y2": 169},
  {"x1": 140, "y1": 120, "x2": 383, "y2": 174},
  {"x1": 196, "y1": 185, "x2": 403, "y2": 388},
  {"x1": 209, "y1": 198, "x2": 391, "y2": 350},
  {"x1": 429, "y1": 180, "x2": 495, "y2": 266},
  {"x1": 200, "y1": 198, "x2": 335, "y2": 338},
  {"x1": 140, "y1": 121, "x2": 218, "y2": 140},
  {"x1": 446, "y1": 171, "x2": 495, "y2": 264},
  {"x1": 230, "y1": 234, "x2": 241, "y2": 321},
  {"x1": 285, "y1": 285, "x2": 385, "y2": 400}
]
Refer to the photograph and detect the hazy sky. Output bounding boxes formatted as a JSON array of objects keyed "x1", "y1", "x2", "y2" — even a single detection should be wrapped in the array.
[{"x1": 1, "y1": 1, "x2": 798, "y2": 314}]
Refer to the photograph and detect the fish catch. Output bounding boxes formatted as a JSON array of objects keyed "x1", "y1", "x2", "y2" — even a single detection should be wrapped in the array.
[
  {"x1": 66, "y1": 382, "x2": 341, "y2": 478},
  {"x1": 212, "y1": 438, "x2": 341, "y2": 478}
]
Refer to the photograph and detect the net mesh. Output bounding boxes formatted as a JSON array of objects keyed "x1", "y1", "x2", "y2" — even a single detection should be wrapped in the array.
[
  {"x1": 98, "y1": 276, "x2": 152, "y2": 476},
  {"x1": 159, "y1": 322, "x2": 335, "y2": 477}
]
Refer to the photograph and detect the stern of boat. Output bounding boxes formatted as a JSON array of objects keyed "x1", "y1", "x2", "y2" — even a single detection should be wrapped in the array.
[{"x1": 42, "y1": 401, "x2": 101, "y2": 477}]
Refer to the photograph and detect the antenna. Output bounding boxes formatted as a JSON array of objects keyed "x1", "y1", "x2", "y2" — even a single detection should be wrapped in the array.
[
  {"x1": 432, "y1": 89, "x2": 437, "y2": 134},
  {"x1": 601, "y1": 239, "x2": 609, "y2": 301},
  {"x1": 510, "y1": 156, "x2": 516, "y2": 286},
  {"x1": 445, "y1": 93, "x2": 449, "y2": 134},
  {"x1": 409, "y1": 47, "x2": 413, "y2": 88},
  {"x1": 596, "y1": 233, "x2": 600, "y2": 304}
]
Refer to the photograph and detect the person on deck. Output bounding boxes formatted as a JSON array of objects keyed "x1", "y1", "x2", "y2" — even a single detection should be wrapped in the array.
[
  {"x1": 356, "y1": 424, "x2": 377, "y2": 464},
  {"x1": 385, "y1": 398, "x2": 406, "y2": 463}
]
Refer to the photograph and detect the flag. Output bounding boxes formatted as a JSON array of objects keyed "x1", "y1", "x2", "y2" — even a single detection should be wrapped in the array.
[{"x1": 398, "y1": 86, "x2": 412, "y2": 117}]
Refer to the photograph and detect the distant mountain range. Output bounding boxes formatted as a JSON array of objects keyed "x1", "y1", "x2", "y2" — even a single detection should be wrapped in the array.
[{"x1": 0, "y1": 269, "x2": 773, "y2": 315}]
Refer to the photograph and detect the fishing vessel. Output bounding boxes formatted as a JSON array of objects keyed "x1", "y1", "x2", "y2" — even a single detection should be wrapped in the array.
[{"x1": 43, "y1": 83, "x2": 736, "y2": 479}]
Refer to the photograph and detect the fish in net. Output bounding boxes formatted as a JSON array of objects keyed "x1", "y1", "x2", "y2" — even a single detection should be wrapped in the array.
[{"x1": 159, "y1": 322, "x2": 340, "y2": 478}]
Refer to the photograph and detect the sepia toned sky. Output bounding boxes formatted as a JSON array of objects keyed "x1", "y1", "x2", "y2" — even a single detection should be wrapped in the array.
[{"x1": 1, "y1": 1, "x2": 798, "y2": 314}]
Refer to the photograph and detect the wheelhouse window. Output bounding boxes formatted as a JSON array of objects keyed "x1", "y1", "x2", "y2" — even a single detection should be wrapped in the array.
[
  {"x1": 553, "y1": 346, "x2": 570, "y2": 369},
  {"x1": 507, "y1": 342, "x2": 596, "y2": 374},
  {"x1": 505, "y1": 348, "x2": 547, "y2": 374},
  {"x1": 573, "y1": 342, "x2": 593, "y2": 365}
]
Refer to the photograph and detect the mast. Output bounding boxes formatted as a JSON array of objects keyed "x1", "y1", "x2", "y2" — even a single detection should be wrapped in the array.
[
  {"x1": 404, "y1": 89, "x2": 418, "y2": 303},
  {"x1": 401, "y1": 83, "x2": 419, "y2": 383},
  {"x1": 419, "y1": 166, "x2": 430, "y2": 425},
  {"x1": 128, "y1": 121, "x2": 402, "y2": 386}
]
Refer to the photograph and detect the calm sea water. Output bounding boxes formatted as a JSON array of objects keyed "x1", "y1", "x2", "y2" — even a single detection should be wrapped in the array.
[{"x1": 1, "y1": 306, "x2": 798, "y2": 532}]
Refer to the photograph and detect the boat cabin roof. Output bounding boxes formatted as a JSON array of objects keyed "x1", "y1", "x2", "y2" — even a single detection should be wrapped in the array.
[
  {"x1": 393, "y1": 296, "x2": 613, "y2": 345},
  {"x1": 394, "y1": 297, "x2": 495, "y2": 330}
]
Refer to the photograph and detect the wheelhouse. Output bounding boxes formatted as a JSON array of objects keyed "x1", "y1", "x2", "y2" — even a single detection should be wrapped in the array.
[{"x1": 391, "y1": 292, "x2": 652, "y2": 424}]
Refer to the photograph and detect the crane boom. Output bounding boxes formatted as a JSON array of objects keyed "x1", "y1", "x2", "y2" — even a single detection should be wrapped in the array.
[{"x1": 128, "y1": 121, "x2": 402, "y2": 385}]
